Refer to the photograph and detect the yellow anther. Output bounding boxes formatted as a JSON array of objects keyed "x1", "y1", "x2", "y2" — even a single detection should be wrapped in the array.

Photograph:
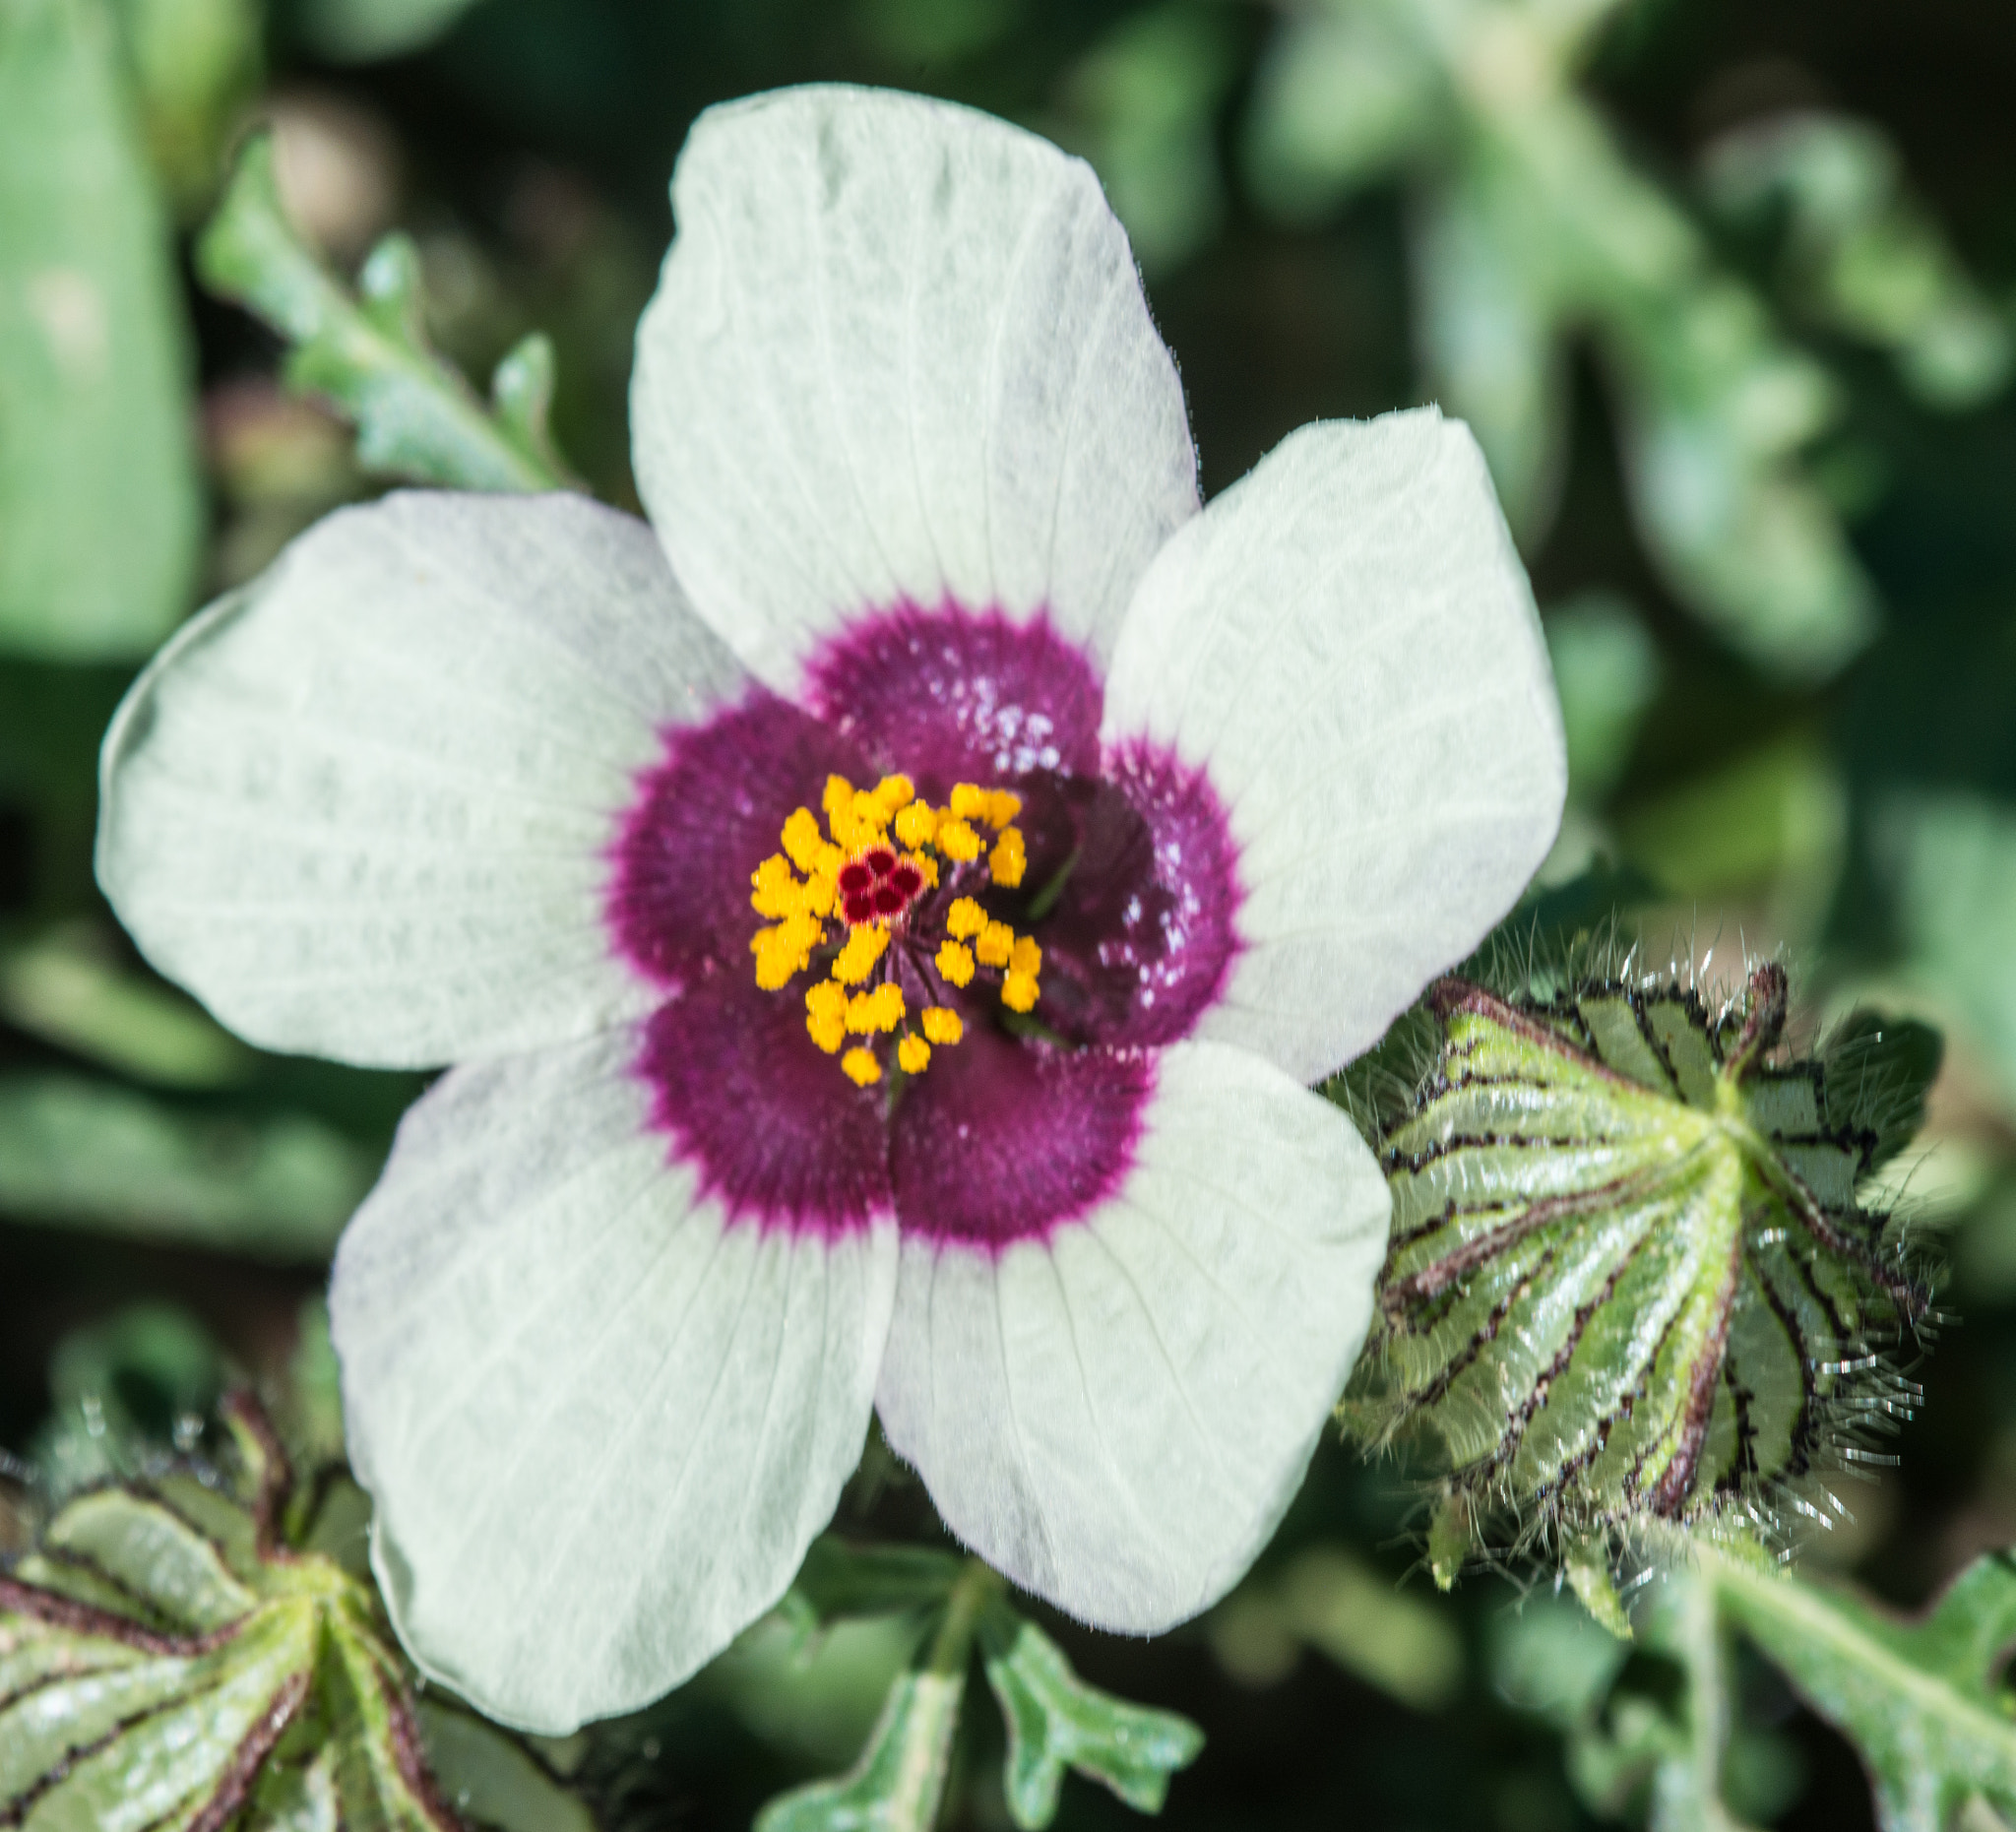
[
  {"x1": 936, "y1": 818, "x2": 982, "y2": 862},
  {"x1": 1010, "y1": 934, "x2": 1041, "y2": 976},
  {"x1": 897, "y1": 1035, "x2": 931, "y2": 1075},
  {"x1": 975, "y1": 920, "x2": 1014, "y2": 969},
  {"x1": 823, "y1": 776, "x2": 855, "y2": 821},
  {"x1": 945, "y1": 897, "x2": 986, "y2": 939},
  {"x1": 906, "y1": 851, "x2": 940, "y2": 889},
  {"x1": 846, "y1": 982, "x2": 906, "y2": 1034},
  {"x1": 921, "y1": 1006, "x2": 964, "y2": 1045},
  {"x1": 833, "y1": 924, "x2": 889, "y2": 986},
  {"x1": 987, "y1": 790, "x2": 1022, "y2": 828},
  {"x1": 781, "y1": 808, "x2": 826, "y2": 874},
  {"x1": 751, "y1": 913, "x2": 819, "y2": 990},
  {"x1": 949, "y1": 783, "x2": 990, "y2": 821},
  {"x1": 936, "y1": 940, "x2": 976, "y2": 987},
  {"x1": 803, "y1": 872, "x2": 837, "y2": 919},
  {"x1": 873, "y1": 774, "x2": 914, "y2": 812},
  {"x1": 805, "y1": 979, "x2": 849, "y2": 1053},
  {"x1": 1002, "y1": 972, "x2": 1040, "y2": 1013},
  {"x1": 894, "y1": 801, "x2": 938, "y2": 849},
  {"x1": 842, "y1": 1046, "x2": 881, "y2": 1087},
  {"x1": 750, "y1": 853, "x2": 801, "y2": 917},
  {"x1": 988, "y1": 826, "x2": 1026, "y2": 888}
]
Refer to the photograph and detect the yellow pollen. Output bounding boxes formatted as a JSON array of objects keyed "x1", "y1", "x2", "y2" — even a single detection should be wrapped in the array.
[
  {"x1": 842, "y1": 1046, "x2": 881, "y2": 1087},
  {"x1": 833, "y1": 923, "x2": 889, "y2": 985},
  {"x1": 759, "y1": 770, "x2": 1042, "y2": 1077},
  {"x1": 894, "y1": 801, "x2": 938, "y2": 849},
  {"x1": 781, "y1": 808, "x2": 826, "y2": 874},
  {"x1": 936, "y1": 817, "x2": 982, "y2": 862},
  {"x1": 847, "y1": 983, "x2": 905, "y2": 1034},
  {"x1": 805, "y1": 980, "x2": 848, "y2": 1053},
  {"x1": 750, "y1": 912, "x2": 821, "y2": 989},
  {"x1": 989, "y1": 826, "x2": 1026, "y2": 888}
]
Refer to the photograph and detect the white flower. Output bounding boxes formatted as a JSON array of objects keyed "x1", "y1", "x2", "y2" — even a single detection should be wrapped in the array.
[{"x1": 96, "y1": 86, "x2": 1565, "y2": 1732}]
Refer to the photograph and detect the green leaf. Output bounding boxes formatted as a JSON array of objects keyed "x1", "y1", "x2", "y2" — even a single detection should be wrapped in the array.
[
  {"x1": 755, "y1": 1658, "x2": 968, "y2": 1832},
  {"x1": 1544, "y1": 593, "x2": 1663, "y2": 806},
  {"x1": 1349, "y1": 963, "x2": 1923, "y2": 1569},
  {"x1": 755, "y1": 1562, "x2": 998, "y2": 1832},
  {"x1": 1875, "y1": 789, "x2": 2016, "y2": 1110},
  {"x1": 197, "y1": 133, "x2": 575, "y2": 493},
  {"x1": 0, "y1": 0, "x2": 200, "y2": 660},
  {"x1": 1242, "y1": 0, "x2": 1879, "y2": 680},
  {"x1": 0, "y1": 1072, "x2": 373, "y2": 1260},
  {"x1": 1415, "y1": 160, "x2": 1570, "y2": 542},
  {"x1": 418, "y1": 1698, "x2": 599, "y2": 1832},
  {"x1": 291, "y1": 0, "x2": 487, "y2": 61},
  {"x1": 978, "y1": 1601, "x2": 1204, "y2": 1828},
  {"x1": 1208, "y1": 1545, "x2": 1465, "y2": 1710},
  {"x1": 32, "y1": 1301, "x2": 223, "y2": 1494},
  {"x1": 0, "y1": 924, "x2": 250, "y2": 1088},
  {"x1": 1055, "y1": 6, "x2": 1237, "y2": 274},
  {"x1": 777, "y1": 1538, "x2": 966, "y2": 1644},
  {"x1": 1703, "y1": 113, "x2": 2011, "y2": 411},
  {"x1": 0, "y1": 1396, "x2": 500, "y2": 1832},
  {"x1": 1712, "y1": 1546, "x2": 2016, "y2": 1832},
  {"x1": 107, "y1": 0, "x2": 263, "y2": 214}
]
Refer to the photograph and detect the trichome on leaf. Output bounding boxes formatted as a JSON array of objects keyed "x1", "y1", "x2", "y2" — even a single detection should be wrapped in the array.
[{"x1": 1344, "y1": 961, "x2": 1929, "y2": 1582}]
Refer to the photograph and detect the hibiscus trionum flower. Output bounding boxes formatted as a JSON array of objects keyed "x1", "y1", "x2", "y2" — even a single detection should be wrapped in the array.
[{"x1": 95, "y1": 87, "x2": 1565, "y2": 1732}]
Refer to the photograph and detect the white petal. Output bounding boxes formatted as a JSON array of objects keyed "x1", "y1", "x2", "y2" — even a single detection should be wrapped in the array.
[
  {"x1": 874, "y1": 1039, "x2": 1388, "y2": 1633},
  {"x1": 1101, "y1": 409, "x2": 1567, "y2": 1084},
  {"x1": 331, "y1": 1026, "x2": 898, "y2": 1734},
  {"x1": 631, "y1": 84, "x2": 1198, "y2": 692},
  {"x1": 96, "y1": 491, "x2": 746, "y2": 1068}
]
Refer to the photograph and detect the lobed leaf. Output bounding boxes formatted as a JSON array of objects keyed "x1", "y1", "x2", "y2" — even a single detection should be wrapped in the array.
[
  {"x1": 196, "y1": 134, "x2": 575, "y2": 495},
  {"x1": 977, "y1": 1601, "x2": 1204, "y2": 1828},
  {"x1": 1711, "y1": 1546, "x2": 2016, "y2": 1832}
]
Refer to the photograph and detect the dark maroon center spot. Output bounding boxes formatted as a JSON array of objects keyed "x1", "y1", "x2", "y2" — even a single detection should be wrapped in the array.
[{"x1": 604, "y1": 602, "x2": 1246, "y2": 1254}]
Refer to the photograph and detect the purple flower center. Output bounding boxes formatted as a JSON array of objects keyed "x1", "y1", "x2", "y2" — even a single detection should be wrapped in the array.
[{"x1": 606, "y1": 602, "x2": 1244, "y2": 1251}]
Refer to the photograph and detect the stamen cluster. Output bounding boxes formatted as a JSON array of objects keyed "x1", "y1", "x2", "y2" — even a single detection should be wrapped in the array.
[{"x1": 748, "y1": 772, "x2": 1042, "y2": 1086}]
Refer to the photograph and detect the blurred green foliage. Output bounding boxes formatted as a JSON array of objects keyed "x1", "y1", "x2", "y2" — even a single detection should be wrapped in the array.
[{"x1": 8, "y1": 0, "x2": 2016, "y2": 1827}]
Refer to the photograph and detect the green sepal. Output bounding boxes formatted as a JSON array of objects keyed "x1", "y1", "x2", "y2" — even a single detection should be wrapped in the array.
[
  {"x1": 1352, "y1": 962, "x2": 1925, "y2": 1568},
  {"x1": 196, "y1": 134, "x2": 577, "y2": 494},
  {"x1": 976, "y1": 1599, "x2": 1203, "y2": 1828},
  {"x1": 0, "y1": 1392, "x2": 592, "y2": 1831}
]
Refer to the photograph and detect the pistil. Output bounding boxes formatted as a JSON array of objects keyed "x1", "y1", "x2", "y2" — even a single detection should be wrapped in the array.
[{"x1": 748, "y1": 772, "x2": 1043, "y2": 1082}]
